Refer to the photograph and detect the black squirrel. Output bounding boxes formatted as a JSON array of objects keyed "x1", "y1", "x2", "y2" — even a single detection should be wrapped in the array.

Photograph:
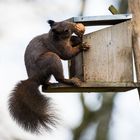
[{"x1": 8, "y1": 20, "x2": 89, "y2": 134}]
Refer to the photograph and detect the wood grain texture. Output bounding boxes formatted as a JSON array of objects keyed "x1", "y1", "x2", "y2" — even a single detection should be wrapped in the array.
[
  {"x1": 69, "y1": 53, "x2": 83, "y2": 80},
  {"x1": 128, "y1": 0, "x2": 140, "y2": 97},
  {"x1": 129, "y1": 0, "x2": 140, "y2": 82},
  {"x1": 83, "y1": 21, "x2": 133, "y2": 83}
]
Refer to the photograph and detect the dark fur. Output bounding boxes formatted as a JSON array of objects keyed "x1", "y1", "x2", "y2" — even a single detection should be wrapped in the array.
[
  {"x1": 8, "y1": 20, "x2": 89, "y2": 134},
  {"x1": 9, "y1": 79, "x2": 56, "y2": 133}
]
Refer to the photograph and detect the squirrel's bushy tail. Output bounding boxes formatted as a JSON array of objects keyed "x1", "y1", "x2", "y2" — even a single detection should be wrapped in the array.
[{"x1": 8, "y1": 79, "x2": 57, "y2": 134}]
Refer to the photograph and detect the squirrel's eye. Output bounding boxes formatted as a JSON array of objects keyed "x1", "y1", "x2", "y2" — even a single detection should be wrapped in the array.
[{"x1": 64, "y1": 29, "x2": 69, "y2": 33}]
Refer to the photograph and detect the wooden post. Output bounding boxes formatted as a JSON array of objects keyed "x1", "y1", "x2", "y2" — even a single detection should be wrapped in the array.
[{"x1": 128, "y1": 0, "x2": 140, "y2": 98}]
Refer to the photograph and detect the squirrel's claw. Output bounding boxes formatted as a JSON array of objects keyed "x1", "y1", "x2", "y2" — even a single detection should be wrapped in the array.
[
  {"x1": 81, "y1": 42, "x2": 90, "y2": 51},
  {"x1": 71, "y1": 77, "x2": 82, "y2": 87}
]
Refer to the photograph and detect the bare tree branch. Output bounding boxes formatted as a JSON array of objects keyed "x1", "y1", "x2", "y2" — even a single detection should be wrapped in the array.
[
  {"x1": 119, "y1": 0, "x2": 128, "y2": 13},
  {"x1": 79, "y1": 0, "x2": 86, "y2": 16}
]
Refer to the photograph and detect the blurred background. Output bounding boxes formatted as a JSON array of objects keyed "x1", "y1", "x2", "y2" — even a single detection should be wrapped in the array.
[{"x1": 0, "y1": 0, "x2": 140, "y2": 140}]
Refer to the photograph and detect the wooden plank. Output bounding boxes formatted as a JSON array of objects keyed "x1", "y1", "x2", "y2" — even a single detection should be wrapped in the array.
[
  {"x1": 68, "y1": 53, "x2": 83, "y2": 80},
  {"x1": 67, "y1": 14, "x2": 132, "y2": 26},
  {"x1": 82, "y1": 21, "x2": 133, "y2": 83},
  {"x1": 42, "y1": 82, "x2": 140, "y2": 93}
]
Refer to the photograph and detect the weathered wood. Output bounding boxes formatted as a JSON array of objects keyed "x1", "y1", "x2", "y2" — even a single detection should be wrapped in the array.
[
  {"x1": 67, "y1": 14, "x2": 132, "y2": 26},
  {"x1": 128, "y1": 0, "x2": 140, "y2": 97},
  {"x1": 128, "y1": 0, "x2": 140, "y2": 82},
  {"x1": 69, "y1": 21, "x2": 133, "y2": 83},
  {"x1": 42, "y1": 82, "x2": 140, "y2": 93},
  {"x1": 83, "y1": 21, "x2": 133, "y2": 83},
  {"x1": 68, "y1": 53, "x2": 83, "y2": 80}
]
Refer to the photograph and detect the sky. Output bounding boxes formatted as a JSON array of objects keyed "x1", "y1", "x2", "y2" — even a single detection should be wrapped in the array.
[{"x1": 0, "y1": 0, "x2": 140, "y2": 140}]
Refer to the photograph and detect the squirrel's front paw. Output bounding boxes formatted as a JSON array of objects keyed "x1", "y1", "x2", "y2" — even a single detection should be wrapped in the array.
[
  {"x1": 80, "y1": 42, "x2": 90, "y2": 51},
  {"x1": 71, "y1": 77, "x2": 82, "y2": 87}
]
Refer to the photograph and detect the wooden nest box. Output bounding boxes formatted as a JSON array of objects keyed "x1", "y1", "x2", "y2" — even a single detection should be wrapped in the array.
[{"x1": 43, "y1": 14, "x2": 140, "y2": 93}]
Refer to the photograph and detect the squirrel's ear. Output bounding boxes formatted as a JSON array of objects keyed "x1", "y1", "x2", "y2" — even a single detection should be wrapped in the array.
[{"x1": 48, "y1": 20, "x2": 55, "y2": 27}]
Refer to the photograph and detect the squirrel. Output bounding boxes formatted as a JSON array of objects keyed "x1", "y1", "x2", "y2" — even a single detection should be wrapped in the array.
[{"x1": 8, "y1": 20, "x2": 89, "y2": 134}]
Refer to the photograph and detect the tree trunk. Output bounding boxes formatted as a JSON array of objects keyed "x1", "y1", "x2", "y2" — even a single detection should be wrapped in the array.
[
  {"x1": 128, "y1": 0, "x2": 140, "y2": 82},
  {"x1": 128, "y1": 0, "x2": 140, "y2": 97}
]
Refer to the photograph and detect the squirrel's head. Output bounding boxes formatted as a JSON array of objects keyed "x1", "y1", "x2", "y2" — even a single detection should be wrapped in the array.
[{"x1": 48, "y1": 20, "x2": 72, "y2": 40}]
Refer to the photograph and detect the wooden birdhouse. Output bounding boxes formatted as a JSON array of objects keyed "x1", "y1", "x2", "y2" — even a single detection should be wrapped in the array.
[{"x1": 43, "y1": 14, "x2": 140, "y2": 93}]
